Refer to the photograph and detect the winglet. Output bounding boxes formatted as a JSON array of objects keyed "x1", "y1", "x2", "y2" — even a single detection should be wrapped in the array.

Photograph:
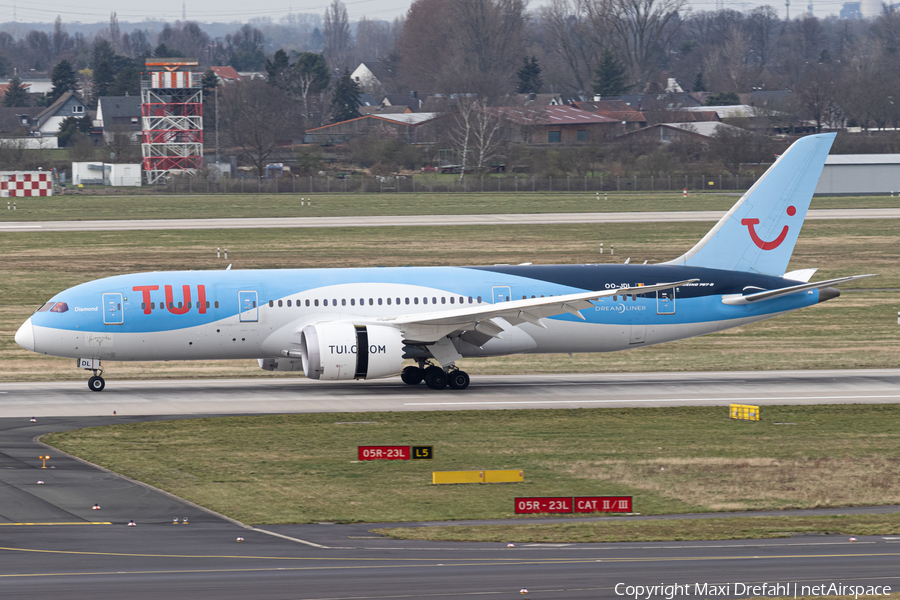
[{"x1": 663, "y1": 133, "x2": 836, "y2": 276}]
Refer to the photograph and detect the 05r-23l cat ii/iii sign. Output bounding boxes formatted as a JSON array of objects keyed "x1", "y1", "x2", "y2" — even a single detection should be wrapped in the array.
[{"x1": 16, "y1": 133, "x2": 874, "y2": 392}]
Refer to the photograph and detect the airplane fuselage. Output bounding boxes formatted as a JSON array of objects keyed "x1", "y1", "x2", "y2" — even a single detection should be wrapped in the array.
[{"x1": 21, "y1": 263, "x2": 822, "y2": 365}]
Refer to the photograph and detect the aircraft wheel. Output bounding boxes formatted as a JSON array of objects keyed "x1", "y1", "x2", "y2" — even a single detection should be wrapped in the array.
[
  {"x1": 425, "y1": 369, "x2": 447, "y2": 390},
  {"x1": 401, "y1": 366, "x2": 423, "y2": 385},
  {"x1": 448, "y1": 370, "x2": 470, "y2": 390},
  {"x1": 88, "y1": 376, "x2": 106, "y2": 392}
]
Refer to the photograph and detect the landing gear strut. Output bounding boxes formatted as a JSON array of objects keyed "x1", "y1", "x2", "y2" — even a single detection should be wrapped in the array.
[{"x1": 401, "y1": 361, "x2": 469, "y2": 391}]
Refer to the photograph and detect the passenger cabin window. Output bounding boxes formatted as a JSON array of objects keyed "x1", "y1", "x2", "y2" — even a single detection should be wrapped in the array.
[
  {"x1": 269, "y1": 300, "x2": 274, "y2": 307},
  {"x1": 214, "y1": 301, "x2": 219, "y2": 308},
  {"x1": 49, "y1": 302, "x2": 69, "y2": 313}
]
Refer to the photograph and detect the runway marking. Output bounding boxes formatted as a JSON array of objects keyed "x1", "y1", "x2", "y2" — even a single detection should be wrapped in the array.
[
  {"x1": 0, "y1": 522, "x2": 111, "y2": 526},
  {"x1": 249, "y1": 526, "x2": 328, "y2": 548},
  {"x1": 3, "y1": 552, "x2": 900, "y2": 580},
  {"x1": 1, "y1": 546, "x2": 897, "y2": 566},
  {"x1": 405, "y1": 394, "x2": 900, "y2": 406},
  {"x1": 0, "y1": 225, "x2": 42, "y2": 229}
]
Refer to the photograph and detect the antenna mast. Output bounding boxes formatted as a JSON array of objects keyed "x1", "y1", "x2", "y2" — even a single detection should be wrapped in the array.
[{"x1": 182, "y1": 0, "x2": 187, "y2": 20}]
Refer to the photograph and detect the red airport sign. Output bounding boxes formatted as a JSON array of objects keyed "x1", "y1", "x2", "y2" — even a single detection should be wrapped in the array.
[
  {"x1": 358, "y1": 446, "x2": 411, "y2": 460},
  {"x1": 515, "y1": 497, "x2": 573, "y2": 514},
  {"x1": 574, "y1": 496, "x2": 633, "y2": 513},
  {"x1": 515, "y1": 496, "x2": 633, "y2": 514}
]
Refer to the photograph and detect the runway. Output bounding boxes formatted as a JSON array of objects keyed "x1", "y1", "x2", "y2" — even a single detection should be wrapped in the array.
[
  {"x1": 0, "y1": 207, "x2": 897, "y2": 232},
  {"x1": 3, "y1": 415, "x2": 900, "y2": 599},
  {"x1": 2, "y1": 369, "x2": 899, "y2": 418}
]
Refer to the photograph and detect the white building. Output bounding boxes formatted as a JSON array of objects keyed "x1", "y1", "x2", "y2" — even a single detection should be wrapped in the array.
[{"x1": 72, "y1": 162, "x2": 142, "y2": 187}]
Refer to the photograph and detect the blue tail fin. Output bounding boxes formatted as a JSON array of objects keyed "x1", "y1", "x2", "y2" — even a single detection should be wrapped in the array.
[{"x1": 664, "y1": 133, "x2": 836, "y2": 276}]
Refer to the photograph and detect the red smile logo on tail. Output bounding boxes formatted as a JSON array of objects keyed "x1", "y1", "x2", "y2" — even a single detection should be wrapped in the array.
[{"x1": 741, "y1": 205, "x2": 796, "y2": 250}]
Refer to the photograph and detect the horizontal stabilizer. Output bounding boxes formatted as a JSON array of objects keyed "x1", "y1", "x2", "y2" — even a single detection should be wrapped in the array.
[{"x1": 721, "y1": 274, "x2": 876, "y2": 305}]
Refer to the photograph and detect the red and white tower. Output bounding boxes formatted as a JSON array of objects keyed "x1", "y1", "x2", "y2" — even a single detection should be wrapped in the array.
[{"x1": 141, "y1": 59, "x2": 203, "y2": 184}]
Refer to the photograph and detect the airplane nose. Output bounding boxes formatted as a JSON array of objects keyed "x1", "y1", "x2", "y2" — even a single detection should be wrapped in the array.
[{"x1": 15, "y1": 317, "x2": 35, "y2": 352}]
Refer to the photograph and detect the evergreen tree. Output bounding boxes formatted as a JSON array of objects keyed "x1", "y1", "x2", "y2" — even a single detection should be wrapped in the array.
[
  {"x1": 692, "y1": 71, "x2": 706, "y2": 92},
  {"x1": 49, "y1": 59, "x2": 78, "y2": 104},
  {"x1": 3, "y1": 76, "x2": 31, "y2": 107},
  {"x1": 704, "y1": 91, "x2": 740, "y2": 106},
  {"x1": 57, "y1": 115, "x2": 93, "y2": 146},
  {"x1": 516, "y1": 56, "x2": 543, "y2": 94},
  {"x1": 310, "y1": 28, "x2": 324, "y2": 51},
  {"x1": 154, "y1": 43, "x2": 184, "y2": 58},
  {"x1": 330, "y1": 68, "x2": 361, "y2": 123},
  {"x1": 108, "y1": 67, "x2": 141, "y2": 96},
  {"x1": 93, "y1": 61, "x2": 115, "y2": 100},
  {"x1": 201, "y1": 68, "x2": 219, "y2": 101},
  {"x1": 295, "y1": 52, "x2": 331, "y2": 94},
  {"x1": 591, "y1": 50, "x2": 630, "y2": 98},
  {"x1": 266, "y1": 49, "x2": 291, "y2": 85}
]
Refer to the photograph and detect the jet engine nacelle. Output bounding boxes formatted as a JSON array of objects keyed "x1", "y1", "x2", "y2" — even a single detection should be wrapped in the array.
[{"x1": 300, "y1": 323, "x2": 405, "y2": 380}]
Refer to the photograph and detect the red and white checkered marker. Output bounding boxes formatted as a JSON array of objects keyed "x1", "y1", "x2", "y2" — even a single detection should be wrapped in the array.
[
  {"x1": 850, "y1": 537, "x2": 857, "y2": 542},
  {"x1": 236, "y1": 537, "x2": 244, "y2": 542},
  {"x1": 507, "y1": 543, "x2": 515, "y2": 547},
  {"x1": 30, "y1": 417, "x2": 36, "y2": 422},
  {"x1": 520, "y1": 589, "x2": 528, "y2": 595},
  {"x1": 92, "y1": 503, "x2": 101, "y2": 510},
  {"x1": 128, "y1": 520, "x2": 136, "y2": 527},
  {"x1": 37, "y1": 480, "x2": 44, "y2": 484},
  {"x1": 0, "y1": 172, "x2": 53, "y2": 197}
]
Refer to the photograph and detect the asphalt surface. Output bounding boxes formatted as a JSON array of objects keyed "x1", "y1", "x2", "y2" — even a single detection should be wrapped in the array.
[
  {"x1": 3, "y1": 415, "x2": 900, "y2": 599},
  {"x1": 2, "y1": 369, "x2": 899, "y2": 418},
  {"x1": 2, "y1": 368, "x2": 900, "y2": 598},
  {"x1": 0, "y1": 207, "x2": 897, "y2": 232}
]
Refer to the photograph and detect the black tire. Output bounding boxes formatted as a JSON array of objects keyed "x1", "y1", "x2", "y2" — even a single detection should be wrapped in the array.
[
  {"x1": 425, "y1": 369, "x2": 447, "y2": 390},
  {"x1": 88, "y1": 376, "x2": 105, "y2": 392},
  {"x1": 401, "y1": 366, "x2": 423, "y2": 385},
  {"x1": 448, "y1": 370, "x2": 470, "y2": 390}
]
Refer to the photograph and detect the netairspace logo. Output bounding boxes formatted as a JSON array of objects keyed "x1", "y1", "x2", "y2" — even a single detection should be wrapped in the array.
[{"x1": 614, "y1": 582, "x2": 892, "y2": 599}]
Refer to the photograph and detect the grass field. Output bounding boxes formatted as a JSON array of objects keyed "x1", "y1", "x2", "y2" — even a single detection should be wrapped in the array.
[
  {"x1": 2, "y1": 217, "x2": 897, "y2": 382},
  {"x1": 374, "y1": 513, "x2": 900, "y2": 543},
  {"x1": 44, "y1": 404, "x2": 900, "y2": 532},
  {"x1": 2, "y1": 191, "x2": 898, "y2": 221}
]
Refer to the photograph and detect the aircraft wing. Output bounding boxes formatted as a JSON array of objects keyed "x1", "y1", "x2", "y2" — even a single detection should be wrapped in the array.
[
  {"x1": 721, "y1": 274, "x2": 876, "y2": 305},
  {"x1": 377, "y1": 279, "x2": 698, "y2": 343}
]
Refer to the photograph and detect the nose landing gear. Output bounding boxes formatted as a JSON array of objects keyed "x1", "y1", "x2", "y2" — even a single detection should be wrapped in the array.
[{"x1": 79, "y1": 359, "x2": 106, "y2": 392}]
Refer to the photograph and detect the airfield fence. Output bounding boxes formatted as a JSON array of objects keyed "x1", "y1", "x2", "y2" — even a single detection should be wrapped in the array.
[{"x1": 143, "y1": 173, "x2": 757, "y2": 195}]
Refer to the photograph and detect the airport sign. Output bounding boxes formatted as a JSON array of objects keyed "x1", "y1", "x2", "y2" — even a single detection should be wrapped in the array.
[
  {"x1": 515, "y1": 496, "x2": 634, "y2": 514},
  {"x1": 358, "y1": 446, "x2": 410, "y2": 460}
]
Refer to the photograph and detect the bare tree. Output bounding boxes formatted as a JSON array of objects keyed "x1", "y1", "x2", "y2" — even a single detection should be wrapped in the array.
[
  {"x1": 219, "y1": 79, "x2": 297, "y2": 178},
  {"x1": 540, "y1": 0, "x2": 600, "y2": 93},
  {"x1": 702, "y1": 25, "x2": 752, "y2": 92},
  {"x1": 707, "y1": 123, "x2": 755, "y2": 177},
  {"x1": 589, "y1": 0, "x2": 688, "y2": 88},
  {"x1": 400, "y1": 0, "x2": 527, "y2": 97},
  {"x1": 449, "y1": 97, "x2": 507, "y2": 179},
  {"x1": 795, "y1": 64, "x2": 840, "y2": 133},
  {"x1": 323, "y1": 0, "x2": 353, "y2": 70}
]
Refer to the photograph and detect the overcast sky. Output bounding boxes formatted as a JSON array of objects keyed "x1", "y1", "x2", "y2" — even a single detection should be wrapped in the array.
[{"x1": 0, "y1": 0, "x2": 850, "y2": 26}]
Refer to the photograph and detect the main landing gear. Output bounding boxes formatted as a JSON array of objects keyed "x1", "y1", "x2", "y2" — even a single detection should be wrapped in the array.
[{"x1": 401, "y1": 363, "x2": 470, "y2": 390}]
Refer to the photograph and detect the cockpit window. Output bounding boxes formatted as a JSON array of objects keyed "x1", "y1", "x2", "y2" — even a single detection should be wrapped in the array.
[
  {"x1": 36, "y1": 302, "x2": 55, "y2": 312},
  {"x1": 49, "y1": 302, "x2": 69, "y2": 313}
]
